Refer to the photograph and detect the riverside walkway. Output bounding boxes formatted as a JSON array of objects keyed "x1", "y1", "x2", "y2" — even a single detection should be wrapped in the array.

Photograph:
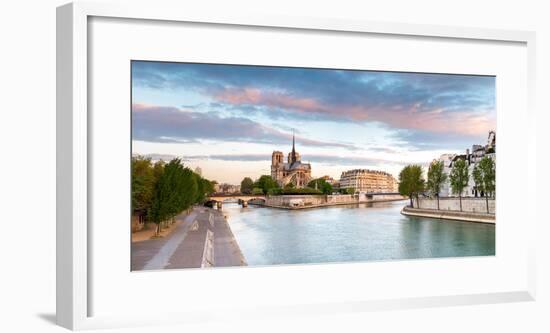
[
  {"x1": 401, "y1": 206, "x2": 495, "y2": 224},
  {"x1": 131, "y1": 207, "x2": 247, "y2": 271}
]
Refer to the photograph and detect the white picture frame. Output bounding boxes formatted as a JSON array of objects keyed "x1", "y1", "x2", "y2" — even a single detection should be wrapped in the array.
[{"x1": 57, "y1": 1, "x2": 537, "y2": 330}]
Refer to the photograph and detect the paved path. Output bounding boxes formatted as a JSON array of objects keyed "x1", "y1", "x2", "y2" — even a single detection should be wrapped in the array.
[
  {"x1": 131, "y1": 207, "x2": 246, "y2": 270},
  {"x1": 141, "y1": 212, "x2": 197, "y2": 270},
  {"x1": 401, "y1": 206, "x2": 495, "y2": 224}
]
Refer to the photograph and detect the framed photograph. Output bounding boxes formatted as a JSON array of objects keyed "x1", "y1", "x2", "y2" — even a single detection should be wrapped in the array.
[
  {"x1": 57, "y1": 1, "x2": 537, "y2": 330},
  {"x1": 130, "y1": 60, "x2": 497, "y2": 271}
]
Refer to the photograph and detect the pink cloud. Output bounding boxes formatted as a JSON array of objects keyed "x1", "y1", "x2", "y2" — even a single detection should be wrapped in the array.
[
  {"x1": 216, "y1": 88, "x2": 328, "y2": 117},
  {"x1": 213, "y1": 88, "x2": 494, "y2": 137},
  {"x1": 132, "y1": 103, "x2": 358, "y2": 149}
]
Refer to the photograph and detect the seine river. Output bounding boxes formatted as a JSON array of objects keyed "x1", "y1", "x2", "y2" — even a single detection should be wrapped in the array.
[{"x1": 222, "y1": 200, "x2": 495, "y2": 266}]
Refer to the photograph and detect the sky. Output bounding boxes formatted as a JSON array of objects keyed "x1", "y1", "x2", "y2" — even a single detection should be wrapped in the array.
[{"x1": 131, "y1": 61, "x2": 496, "y2": 184}]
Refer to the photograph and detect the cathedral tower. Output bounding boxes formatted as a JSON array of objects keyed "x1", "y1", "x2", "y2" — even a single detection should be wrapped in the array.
[
  {"x1": 291, "y1": 131, "x2": 297, "y2": 164},
  {"x1": 271, "y1": 151, "x2": 284, "y2": 183}
]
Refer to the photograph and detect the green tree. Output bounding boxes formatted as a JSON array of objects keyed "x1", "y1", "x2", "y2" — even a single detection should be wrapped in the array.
[
  {"x1": 240, "y1": 177, "x2": 254, "y2": 194},
  {"x1": 255, "y1": 175, "x2": 279, "y2": 195},
  {"x1": 152, "y1": 160, "x2": 165, "y2": 181},
  {"x1": 148, "y1": 159, "x2": 199, "y2": 234},
  {"x1": 203, "y1": 179, "x2": 215, "y2": 196},
  {"x1": 193, "y1": 175, "x2": 215, "y2": 204},
  {"x1": 194, "y1": 173, "x2": 206, "y2": 204},
  {"x1": 398, "y1": 165, "x2": 425, "y2": 208},
  {"x1": 426, "y1": 160, "x2": 447, "y2": 210},
  {"x1": 149, "y1": 163, "x2": 173, "y2": 235},
  {"x1": 134, "y1": 157, "x2": 218, "y2": 236},
  {"x1": 131, "y1": 156, "x2": 155, "y2": 218},
  {"x1": 339, "y1": 187, "x2": 355, "y2": 195},
  {"x1": 479, "y1": 156, "x2": 495, "y2": 198},
  {"x1": 267, "y1": 187, "x2": 283, "y2": 195},
  {"x1": 473, "y1": 156, "x2": 495, "y2": 213},
  {"x1": 281, "y1": 187, "x2": 322, "y2": 195},
  {"x1": 308, "y1": 178, "x2": 334, "y2": 195},
  {"x1": 180, "y1": 167, "x2": 198, "y2": 209},
  {"x1": 162, "y1": 159, "x2": 189, "y2": 224},
  {"x1": 449, "y1": 158, "x2": 469, "y2": 211},
  {"x1": 321, "y1": 182, "x2": 333, "y2": 195},
  {"x1": 251, "y1": 187, "x2": 264, "y2": 195},
  {"x1": 472, "y1": 164, "x2": 484, "y2": 197},
  {"x1": 210, "y1": 180, "x2": 218, "y2": 193}
]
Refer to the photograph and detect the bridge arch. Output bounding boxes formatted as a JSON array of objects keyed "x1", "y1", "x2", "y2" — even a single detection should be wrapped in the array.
[
  {"x1": 206, "y1": 194, "x2": 267, "y2": 208},
  {"x1": 207, "y1": 194, "x2": 266, "y2": 202}
]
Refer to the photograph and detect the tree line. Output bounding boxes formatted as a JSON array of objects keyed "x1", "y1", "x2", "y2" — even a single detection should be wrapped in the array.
[
  {"x1": 132, "y1": 156, "x2": 215, "y2": 234},
  {"x1": 398, "y1": 156, "x2": 495, "y2": 212},
  {"x1": 239, "y1": 175, "x2": 346, "y2": 195}
]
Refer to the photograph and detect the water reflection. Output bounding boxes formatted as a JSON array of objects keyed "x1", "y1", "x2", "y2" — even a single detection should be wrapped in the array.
[{"x1": 222, "y1": 200, "x2": 495, "y2": 266}]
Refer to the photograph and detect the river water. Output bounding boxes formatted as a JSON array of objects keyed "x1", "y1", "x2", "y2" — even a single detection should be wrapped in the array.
[{"x1": 222, "y1": 200, "x2": 495, "y2": 266}]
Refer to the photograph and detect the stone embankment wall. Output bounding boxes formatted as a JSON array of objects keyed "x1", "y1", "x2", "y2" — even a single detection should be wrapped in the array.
[
  {"x1": 264, "y1": 194, "x2": 405, "y2": 207},
  {"x1": 413, "y1": 197, "x2": 495, "y2": 214},
  {"x1": 326, "y1": 194, "x2": 355, "y2": 204},
  {"x1": 266, "y1": 195, "x2": 326, "y2": 207},
  {"x1": 370, "y1": 194, "x2": 404, "y2": 201}
]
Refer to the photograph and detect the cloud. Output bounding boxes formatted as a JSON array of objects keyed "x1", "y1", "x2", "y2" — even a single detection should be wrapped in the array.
[
  {"x1": 303, "y1": 154, "x2": 407, "y2": 167},
  {"x1": 132, "y1": 103, "x2": 358, "y2": 150},
  {"x1": 391, "y1": 127, "x2": 491, "y2": 152},
  {"x1": 208, "y1": 154, "x2": 269, "y2": 162},
  {"x1": 133, "y1": 151, "x2": 407, "y2": 169},
  {"x1": 184, "y1": 153, "x2": 405, "y2": 167},
  {"x1": 211, "y1": 87, "x2": 495, "y2": 136},
  {"x1": 132, "y1": 61, "x2": 495, "y2": 137},
  {"x1": 364, "y1": 146, "x2": 400, "y2": 154},
  {"x1": 132, "y1": 153, "x2": 189, "y2": 162}
]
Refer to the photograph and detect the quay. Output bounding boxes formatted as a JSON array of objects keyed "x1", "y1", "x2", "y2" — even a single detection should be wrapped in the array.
[
  {"x1": 131, "y1": 206, "x2": 246, "y2": 270},
  {"x1": 401, "y1": 206, "x2": 495, "y2": 224},
  {"x1": 254, "y1": 197, "x2": 406, "y2": 210},
  {"x1": 250, "y1": 193, "x2": 405, "y2": 210},
  {"x1": 208, "y1": 193, "x2": 405, "y2": 210}
]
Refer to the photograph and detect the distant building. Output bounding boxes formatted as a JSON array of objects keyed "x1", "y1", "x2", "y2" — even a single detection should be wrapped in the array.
[
  {"x1": 320, "y1": 175, "x2": 337, "y2": 185},
  {"x1": 320, "y1": 175, "x2": 340, "y2": 192},
  {"x1": 218, "y1": 183, "x2": 241, "y2": 194},
  {"x1": 194, "y1": 167, "x2": 202, "y2": 176},
  {"x1": 271, "y1": 134, "x2": 312, "y2": 188},
  {"x1": 438, "y1": 131, "x2": 496, "y2": 197},
  {"x1": 339, "y1": 169, "x2": 398, "y2": 193}
]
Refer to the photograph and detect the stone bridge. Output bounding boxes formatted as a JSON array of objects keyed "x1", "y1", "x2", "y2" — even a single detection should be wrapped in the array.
[{"x1": 206, "y1": 194, "x2": 266, "y2": 208}]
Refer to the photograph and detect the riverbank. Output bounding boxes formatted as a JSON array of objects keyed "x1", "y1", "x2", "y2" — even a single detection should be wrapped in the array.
[
  {"x1": 413, "y1": 197, "x2": 495, "y2": 214},
  {"x1": 249, "y1": 193, "x2": 405, "y2": 210},
  {"x1": 254, "y1": 197, "x2": 406, "y2": 210},
  {"x1": 401, "y1": 206, "x2": 495, "y2": 224},
  {"x1": 131, "y1": 206, "x2": 246, "y2": 270}
]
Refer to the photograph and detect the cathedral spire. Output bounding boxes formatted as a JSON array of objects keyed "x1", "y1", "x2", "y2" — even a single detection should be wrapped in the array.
[{"x1": 291, "y1": 130, "x2": 297, "y2": 164}]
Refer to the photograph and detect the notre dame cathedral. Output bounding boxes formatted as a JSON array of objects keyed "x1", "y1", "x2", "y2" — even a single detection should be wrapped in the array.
[{"x1": 271, "y1": 134, "x2": 312, "y2": 188}]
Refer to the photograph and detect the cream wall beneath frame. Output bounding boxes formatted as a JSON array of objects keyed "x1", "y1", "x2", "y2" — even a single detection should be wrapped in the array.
[{"x1": 1, "y1": 0, "x2": 549, "y2": 333}]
